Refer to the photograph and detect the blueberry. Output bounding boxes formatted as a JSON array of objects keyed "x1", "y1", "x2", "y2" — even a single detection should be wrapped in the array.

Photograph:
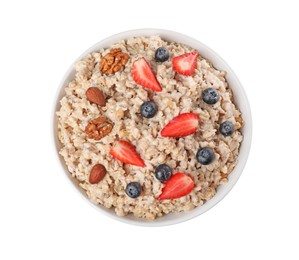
[
  {"x1": 220, "y1": 121, "x2": 234, "y2": 137},
  {"x1": 140, "y1": 101, "x2": 158, "y2": 118},
  {"x1": 202, "y1": 88, "x2": 220, "y2": 105},
  {"x1": 196, "y1": 147, "x2": 215, "y2": 165},
  {"x1": 155, "y1": 47, "x2": 170, "y2": 62},
  {"x1": 155, "y1": 164, "x2": 173, "y2": 182},
  {"x1": 125, "y1": 182, "x2": 142, "y2": 198}
]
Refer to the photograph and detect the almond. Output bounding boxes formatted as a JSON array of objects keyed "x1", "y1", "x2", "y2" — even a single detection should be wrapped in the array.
[
  {"x1": 86, "y1": 87, "x2": 106, "y2": 106},
  {"x1": 89, "y1": 164, "x2": 106, "y2": 184}
]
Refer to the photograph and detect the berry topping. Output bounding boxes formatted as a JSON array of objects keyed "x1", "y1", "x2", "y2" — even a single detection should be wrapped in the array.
[
  {"x1": 132, "y1": 57, "x2": 162, "y2": 92},
  {"x1": 202, "y1": 88, "x2": 220, "y2": 105},
  {"x1": 110, "y1": 140, "x2": 145, "y2": 167},
  {"x1": 154, "y1": 164, "x2": 173, "y2": 182},
  {"x1": 158, "y1": 172, "x2": 194, "y2": 200},
  {"x1": 172, "y1": 51, "x2": 199, "y2": 76},
  {"x1": 220, "y1": 121, "x2": 234, "y2": 137},
  {"x1": 140, "y1": 101, "x2": 158, "y2": 118},
  {"x1": 161, "y1": 113, "x2": 199, "y2": 138},
  {"x1": 126, "y1": 182, "x2": 142, "y2": 198},
  {"x1": 196, "y1": 147, "x2": 215, "y2": 165},
  {"x1": 155, "y1": 47, "x2": 170, "y2": 62}
]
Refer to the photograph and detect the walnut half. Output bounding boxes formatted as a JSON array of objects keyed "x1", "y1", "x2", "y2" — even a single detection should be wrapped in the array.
[
  {"x1": 99, "y1": 48, "x2": 129, "y2": 75},
  {"x1": 85, "y1": 116, "x2": 113, "y2": 140}
]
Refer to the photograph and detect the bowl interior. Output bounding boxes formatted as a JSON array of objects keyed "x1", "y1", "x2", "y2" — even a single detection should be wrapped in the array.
[{"x1": 53, "y1": 29, "x2": 252, "y2": 226}]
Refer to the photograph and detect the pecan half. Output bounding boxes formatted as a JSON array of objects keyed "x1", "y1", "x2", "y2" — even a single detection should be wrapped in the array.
[
  {"x1": 85, "y1": 116, "x2": 113, "y2": 140},
  {"x1": 99, "y1": 48, "x2": 129, "y2": 75}
]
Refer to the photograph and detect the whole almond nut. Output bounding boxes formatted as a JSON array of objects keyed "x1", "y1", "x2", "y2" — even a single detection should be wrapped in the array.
[
  {"x1": 89, "y1": 164, "x2": 106, "y2": 184},
  {"x1": 86, "y1": 87, "x2": 106, "y2": 106}
]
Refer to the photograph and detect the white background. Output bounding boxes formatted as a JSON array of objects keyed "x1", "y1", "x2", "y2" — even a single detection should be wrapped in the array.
[{"x1": 0, "y1": 0, "x2": 298, "y2": 259}]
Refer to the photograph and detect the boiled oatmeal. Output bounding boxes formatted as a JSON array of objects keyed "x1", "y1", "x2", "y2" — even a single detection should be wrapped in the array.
[{"x1": 56, "y1": 35, "x2": 243, "y2": 220}]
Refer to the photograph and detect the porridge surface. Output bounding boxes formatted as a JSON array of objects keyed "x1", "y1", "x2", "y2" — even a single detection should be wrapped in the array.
[{"x1": 57, "y1": 35, "x2": 243, "y2": 219}]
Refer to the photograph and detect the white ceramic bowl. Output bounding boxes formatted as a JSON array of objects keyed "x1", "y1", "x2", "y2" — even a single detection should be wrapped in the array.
[{"x1": 52, "y1": 29, "x2": 252, "y2": 227}]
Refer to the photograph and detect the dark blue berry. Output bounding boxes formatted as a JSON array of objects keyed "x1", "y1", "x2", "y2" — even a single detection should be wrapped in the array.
[
  {"x1": 155, "y1": 47, "x2": 170, "y2": 62},
  {"x1": 202, "y1": 88, "x2": 220, "y2": 105},
  {"x1": 140, "y1": 101, "x2": 158, "y2": 118},
  {"x1": 154, "y1": 164, "x2": 173, "y2": 182},
  {"x1": 125, "y1": 182, "x2": 142, "y2": 198},
  {"x1": 196, "y1": 147, "x2": 215, "y2": 165},
  {"x1": 220, "y1": 121, "x2": 234, "y2": 136}
]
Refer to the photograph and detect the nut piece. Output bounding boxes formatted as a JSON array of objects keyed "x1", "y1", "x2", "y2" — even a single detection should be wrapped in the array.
[
  {"x1": 85, "y1": 116, "x2": 113, "y2": 140},
  {"x1": 89, "y1": 164, "x2": 106, "y2": 184},
  {"x1": 86, "y1": 87, "x2": 106, "y2": 106},
  {"x1": 100, "y1": 48, "x2": 129, "y2": 75}
]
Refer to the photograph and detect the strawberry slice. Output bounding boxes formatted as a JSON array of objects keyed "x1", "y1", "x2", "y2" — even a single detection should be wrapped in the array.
[
  {"x1": 132, "y1": 57, "x2": 162, "y2": 92},
  {"x1": 172, "y1": 51, "x2": 199, "y2": 76},
  {"x1": 161, "y1": 113, "x2": 199, "y2": 137},
  {"x1": 158, "y1": 172, "x2": 194, "y2": 200},
  {"x1": 110, "y1": 140, "x2": 145, "y2": 167}
]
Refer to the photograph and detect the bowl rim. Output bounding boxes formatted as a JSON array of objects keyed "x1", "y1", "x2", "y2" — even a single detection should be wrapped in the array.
[{"x1": 52, "y1": 28, "x2": 252, "y2": 227}]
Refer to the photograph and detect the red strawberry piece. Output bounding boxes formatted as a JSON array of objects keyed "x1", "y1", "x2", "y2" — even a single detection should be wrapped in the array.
[
  {"x1": 110, "y1": 140, "x2": 145, "y2": 167},
  {"x1": 132, "y1": 57, "x2": 162, "y2": 92},
  {"x1": 172, "y1": 51, "x2": 199, "y2": 76},
  {"x1": 161, "y1": 113, "x2": 199, "y2": 138},
  {"x1": 158, "y1": 172, "x2": 194, "y2": 200}
]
